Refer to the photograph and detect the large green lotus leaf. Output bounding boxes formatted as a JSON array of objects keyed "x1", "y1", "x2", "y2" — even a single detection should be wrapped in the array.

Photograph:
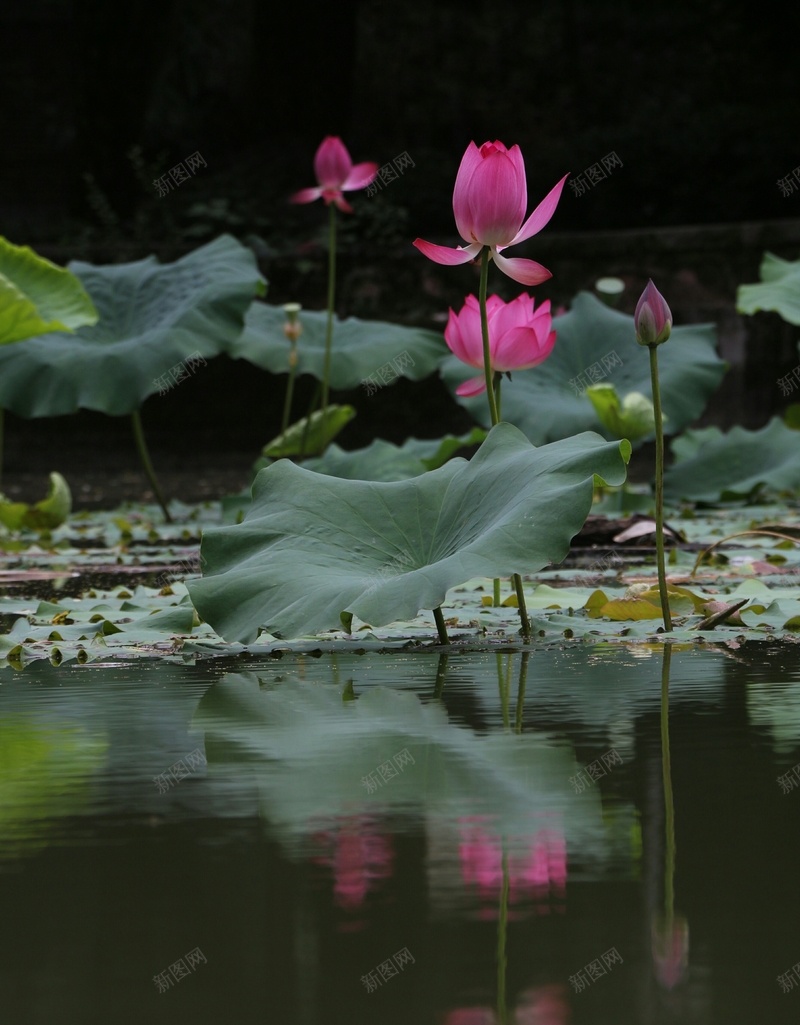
[
  {"x1": 736, "y1": 252, "x2": 800, "y2": 325},
  {"x1": 195, "y1": 675, "x2": 611, "y2": 853},
  {"x1": 0, "y1": 234, "x2": 265, "y2": 416},
  {"x1": 665, "y1": 418, "x2": 800, "y2": 501},
  {"x1": 0, "y1": 237, "x2": 99, "y2": 345},
  {"x1": 300, "y1": 428, "x2": 488, "y2": 481},
  {"x1": 440, "y1": 292, "x2": 726, "y2": 445},
  {"x1": 228, "y1": 300, "x2": 447, "y2": 388},
  {"x1": 187, "y1": 424, "x2": 630, "y2": 642}
]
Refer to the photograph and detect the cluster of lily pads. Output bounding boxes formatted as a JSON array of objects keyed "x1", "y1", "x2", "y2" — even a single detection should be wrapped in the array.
[{"x1": 1, "y1": 135, "x2": 799, "y2": 658}]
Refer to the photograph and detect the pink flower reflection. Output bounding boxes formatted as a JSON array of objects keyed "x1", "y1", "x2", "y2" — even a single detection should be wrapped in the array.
[
  {"x1": 312, "y1": 817, "x2": 393, "y2": 914},
  {"x1": 444, "y1": 985, "x2": 571, "y2": 1025},
  {"x1": 459, "y1": 819, "x2": 566, "y2": 917}
]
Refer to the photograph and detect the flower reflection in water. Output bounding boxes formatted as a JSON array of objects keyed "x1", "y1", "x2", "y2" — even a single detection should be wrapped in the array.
[{"x1": 311, "y1": 815, "x2": 393, "y2": 927}]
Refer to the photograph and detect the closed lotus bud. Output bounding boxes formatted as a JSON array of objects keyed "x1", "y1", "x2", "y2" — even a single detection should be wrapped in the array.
[{"x1": 635, "y1": 279, "x2": 672, "y2": 346}]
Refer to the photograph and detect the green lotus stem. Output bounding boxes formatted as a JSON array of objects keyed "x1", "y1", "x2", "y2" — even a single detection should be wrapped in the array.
[
  {"x1": 649, "y1": 344, "x2": 672, "y2": 631},
  {"x1": 480, "y1": 252, "x2": 504, "y2": 606},
  {"x1": 0, "y1": 406, "x2": 4, "y2": 486},
  {"x1": 660, "y1": 643, "x2": 675, "y2": 921},
  {"x1": 298, "y1": 381, "x2": 321, "y2": 459},
  {"x1": 281, "y1": 363, "x2": 297, "y2": 436},
  {"x1": 131, "y1": 409, "x2": 172, "y2": 523},
  {"x1": 512, "y1": 573, "x2": 531, "y2": 642},
  {"x1": 432, "y1": 605, "x2": 450, "y2": 645},
  {"x1": 320, "y1": 202, "x2": 337, "y2": 448},
  {"x1": 479, "y1": 248, "x2": 500, "y2": 427},
  {"x1": 496, "y1": 843, "x2": 510, "y2": 1025}
]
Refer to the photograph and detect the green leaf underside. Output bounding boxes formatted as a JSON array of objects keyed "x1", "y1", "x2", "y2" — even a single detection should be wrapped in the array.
[
  {"x1": 441, "y1": 292, "x2": 726, "y2": 446},
  {"x1": 736, "y1": 252, "x2": 800, "y2": 325},
  {"x1": 262, "y1": 405, "x2": 356, "y2": 458},
  {"x1": 0, "y1": 472, "x2": 72, "y2": 530},
  {"x1": 0, "y1": 237, "x2": 99, "y2": 346},
  {"x1": 187, "y1": 424, "x2": 630, "y2": 643},
  {"x1": 0, "y1": 235, "x2": 265, "y2": 416}
]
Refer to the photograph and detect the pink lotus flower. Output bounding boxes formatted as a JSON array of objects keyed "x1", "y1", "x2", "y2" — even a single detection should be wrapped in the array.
[
  {"x1": 635, "y1": 279, "x2": 672, "y2": 346},
  {"x1": 445, "y1": 293, "x2": 556, "y2": 397},
  {"x1": 290, "y1": 136, "x2": 378, "y2": 214},
  {"x1": 414, "y1": 141, "x2": 568, "y2": 285}
]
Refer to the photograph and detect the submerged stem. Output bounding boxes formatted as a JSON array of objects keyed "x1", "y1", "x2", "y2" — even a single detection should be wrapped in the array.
[
  {"x1": 649, "y1": 344, "x2": 672, "y2": 632},
  {"x1": 131, "y1": 409, "x2": 172, "y2": 523}
]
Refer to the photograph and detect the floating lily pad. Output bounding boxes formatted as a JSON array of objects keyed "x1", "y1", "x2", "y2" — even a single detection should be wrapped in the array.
[
  {"x1": 0, "y1": 237, "x2": 99, "y2": 346},
  {"x1": 0, "y1": 234, "x2": 265, "y2": 417},
  {"x1": 440, "y1": 291, "x2": 726, "y2": 446},
  {"x1": 187, "y1": 424, "x2": 630, "y2": 643},
  {"x1": 228, "y1": 301, "x2": 447, "y2": 388}
]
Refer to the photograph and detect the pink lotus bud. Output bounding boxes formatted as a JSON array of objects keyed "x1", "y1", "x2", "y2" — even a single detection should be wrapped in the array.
[{"x1": 635, "y1": 279, "x2": 672, "y2": 346}]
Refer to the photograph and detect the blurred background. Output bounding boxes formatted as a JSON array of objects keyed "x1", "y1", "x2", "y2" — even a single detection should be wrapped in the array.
[{"x1": 2, "y1": 0, "x2": 799, "y2": 500}]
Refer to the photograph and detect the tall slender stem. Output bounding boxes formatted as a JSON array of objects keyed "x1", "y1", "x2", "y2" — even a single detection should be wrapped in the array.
[
  {"x1": 320, "y1": 202, "x2": 337, "y2": 447},
  {"x1": 281, "y1": 352, "x2": 297, "y2": 436},
  {"x1": 649, "y1": 344, "x2": 672, "y2": 631},
  {"x1": 131, "y1": 409, "x2": 172, "y2": 523},
  {"x1": 432, "y1": 605, "x2": 450, "y2": 645},
  {"x1": 479, "y1": 248, "x2": 499, "y2": 427},
  {"x1": 0, "y1": 406, "x2": 4, "y2": 487}
]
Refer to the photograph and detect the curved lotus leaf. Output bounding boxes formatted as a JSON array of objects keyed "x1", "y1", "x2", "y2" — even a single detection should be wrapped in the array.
[
  {"x1": 585, "y1": 383, "x2": 657, "y2": 441},
  {"x1": 262, "y1": 405, "x2": 356, "y2": 458},
  {"x1": 665, "y1": 418, "x2": 800, "y2": 501},
  {"x1": 440, "y1": 291, "x2": 726, "y2": 446},
  {"x1": 0, "y1": 234, "x2": 265, "y2": 417},
  {"x1": 300, "y1": 428, "x2": 488, "y2": 481},
  {"x1": 0, "y1": 237, "x2": 98, "y2": 345},
  {"x1": 187, "y1": 424, "x2": 630, "y2": 642},
  {"x1": 736, "y1": 252, "x2": 800, "y2": 325},
  {"x1": 227, "y1": 300, "x2": 447, "y2": 389},
  {"x1": 0, "y1": 472, "x2": 71, "y2": 531}
]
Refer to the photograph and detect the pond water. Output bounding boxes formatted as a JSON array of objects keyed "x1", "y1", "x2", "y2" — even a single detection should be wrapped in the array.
[{"x1": 2, "y1": 642, "x2": 800, "y2": 1024}]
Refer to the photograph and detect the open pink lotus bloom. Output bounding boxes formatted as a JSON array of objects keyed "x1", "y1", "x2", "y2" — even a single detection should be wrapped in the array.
[
  {"x1": 414, "y1": 140, "x2": 568, "y2": 285},
  {"x1": 290, "y1": 136, "x2": 378, "y2": 214},
  {"x1": 445, "y1": 293, "x2": 556, "y2": 397}
]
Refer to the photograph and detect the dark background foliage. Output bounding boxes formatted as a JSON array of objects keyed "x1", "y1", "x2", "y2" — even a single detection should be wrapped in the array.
[{"x1": 1, "y1": 0, "x2": 799, "y2": 501}]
